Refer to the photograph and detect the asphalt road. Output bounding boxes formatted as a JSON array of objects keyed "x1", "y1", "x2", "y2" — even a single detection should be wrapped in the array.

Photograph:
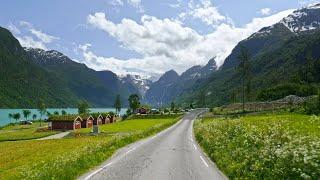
[{"x1": 79, "y1": 110, "x2": 226, "y2": 180}]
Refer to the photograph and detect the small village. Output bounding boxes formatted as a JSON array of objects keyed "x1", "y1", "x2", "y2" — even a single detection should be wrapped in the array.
[{"x1": 48, "y1": 113, "x2": 118, "y2": 131}]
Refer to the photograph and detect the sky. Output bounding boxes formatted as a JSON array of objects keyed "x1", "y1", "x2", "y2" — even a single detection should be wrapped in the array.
[{"x1": 0, "y1": 0, "x2": 319, "y2": 78}]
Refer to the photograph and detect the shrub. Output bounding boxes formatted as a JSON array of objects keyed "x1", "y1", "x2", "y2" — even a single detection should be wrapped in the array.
[
  {"x1": 257, "y1": 83, "x2": 317, "y2": 101},
  {"x1": 304, "y1": 96, "x2": 320, "y2": 115}
]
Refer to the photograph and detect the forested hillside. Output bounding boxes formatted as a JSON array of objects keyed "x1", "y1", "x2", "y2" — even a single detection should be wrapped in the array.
[
  {"x1": 0, "y1": 27, "x2": 138, "y2": 108},
  {"x1": 0, "y1": 27, "x2": 81, "y2": 108}
]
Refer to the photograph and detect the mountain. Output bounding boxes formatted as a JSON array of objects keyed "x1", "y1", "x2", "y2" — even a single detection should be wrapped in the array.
[
  {"x1": 25, "y1": 48, "x2": 139, "y2": 107},
  {"x1": 146, "y1": 58, "x2": 217, "y2": 106},
  {"x1": 0, "y1": 25, "x2": 146, "y2": 108},
  {"x1": 120, "y1": 74, "x2": 152, "y2": 99},
  {"x1": 177, "y1": 4, "x2": 320, "y2": 107},
  {"x1": 145, "y1": 70, "x2": 179, "y2": 106},
  {"x1": 0, "y1": 27, "x2": 79, "y2": 108}
]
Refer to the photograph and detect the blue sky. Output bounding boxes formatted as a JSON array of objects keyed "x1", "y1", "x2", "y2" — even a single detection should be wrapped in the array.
[{"x1": 0, "y1": 0, "x2": 318, "y2": 78}]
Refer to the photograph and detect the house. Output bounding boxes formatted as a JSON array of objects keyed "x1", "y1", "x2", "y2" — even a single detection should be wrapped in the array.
[
  {"x1": 49, "y1": 115, "x2": 82, "y2": 130},
  {"x1": 106, "y1": 114, "x2": 112, "y2": 123},
  {"x1": 100, "y1": 113, "x2": 109, "y2": 124},
  {"x1": 80, "y1": 114, "x2": 94, "y2": 128},
  {"x1": 138, "y1": 107, "x2": 148, "y2": 114},
  {"x1": 91, "y1": 113, "x2": 103, "y2": 125}
]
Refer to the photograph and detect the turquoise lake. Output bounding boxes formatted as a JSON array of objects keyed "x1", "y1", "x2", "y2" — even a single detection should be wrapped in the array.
[{"x1": 0, "y1": 108, "x2": 127, "y2": 127}]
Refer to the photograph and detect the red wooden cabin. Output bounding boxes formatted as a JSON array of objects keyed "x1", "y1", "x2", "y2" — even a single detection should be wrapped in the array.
[
  {"x1": 49, "y1": 115, "x2": 82, "y2": 130},
  {"x1": 80, "y1": 114, "x2": 94, "y2": 128},
  {"x1": 92, "y1": 114, "x2": 103, "y2": 125}
]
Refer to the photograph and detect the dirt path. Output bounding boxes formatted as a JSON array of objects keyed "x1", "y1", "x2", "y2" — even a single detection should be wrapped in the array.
[{"x1": 37, "y1": 132, "x2": 70, "y2": 140}]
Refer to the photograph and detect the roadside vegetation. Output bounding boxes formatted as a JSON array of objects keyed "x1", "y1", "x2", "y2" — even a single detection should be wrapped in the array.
[
  {"x1": 194, "y1": 112, "x2": 320, "y2": 179},
  {"x1": 0, "y1": 115, "x2": 180, "y2": 179}
]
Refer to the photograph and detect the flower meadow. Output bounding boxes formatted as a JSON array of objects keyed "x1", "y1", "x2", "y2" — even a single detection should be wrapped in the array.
[{"x1": 194, "y1": 113, "x2": 320, "y2": 179}]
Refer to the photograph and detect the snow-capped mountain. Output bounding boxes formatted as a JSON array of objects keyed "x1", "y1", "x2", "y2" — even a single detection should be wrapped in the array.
[
  {"x1": 281, "y1": 3, "x2": 320, "y2": 33},
  {"x1": 224, "y1": 4, "x2": 320, "y2": 69},
  {"x1": 24, "y1": 48, "x2": 72, "y2": 65},
  {"x1": 120, "y1": 74, "x2": 153, "y2": 98},
  {"x1": 251, "y1": 3, "x2": 320, "y2": 39}
]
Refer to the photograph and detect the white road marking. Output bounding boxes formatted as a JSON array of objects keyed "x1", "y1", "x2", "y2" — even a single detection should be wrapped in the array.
[
  {"x1": 193, "y1": 144, "x2": 197, "y2": 150},
  {"x1": 103, "y1": 162, "x2": 112, "y2": 169},
  {"x1": 84, "y1": 168, "x2": 103, "y2": 180},
  {"x1": 200, "y1": 156, "x2": 209, "y2": 167},
  {"x1": 190, "y1": 138, "x2": 194, "y2": 142},
  {"x1": 83, "y1": 119, "x2": 183, "y2": 180}
]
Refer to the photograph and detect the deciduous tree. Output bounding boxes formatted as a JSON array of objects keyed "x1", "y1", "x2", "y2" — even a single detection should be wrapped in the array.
[
  {"x1": 38, "y1": 102, "x2": 46, "y2": 127},
  {"x1": 128, "y1": 94, "x2": 140, "y2": 113},
  {"x1": 13, "y1": 113, "x2": 20, "y2": 125},
  {"x1": 22, "y1": 110, "x2": 31, "y2": 121},
  {"x1": 77, "y1": 101, "x2": 90, "y2": 114}
]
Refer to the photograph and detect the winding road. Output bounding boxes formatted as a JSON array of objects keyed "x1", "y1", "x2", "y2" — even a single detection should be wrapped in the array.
[{"x1": 79, "y1": 110, "x2": 226, "y2": 180}]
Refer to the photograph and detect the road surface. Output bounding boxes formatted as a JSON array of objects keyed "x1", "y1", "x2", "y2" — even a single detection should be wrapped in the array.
[{"x1": 79, "y1": 110, "x2": 226, "y2": 180}]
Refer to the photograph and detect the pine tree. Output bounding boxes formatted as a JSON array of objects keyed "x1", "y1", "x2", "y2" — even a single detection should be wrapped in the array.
[
  {"x1": 171, "y1": 101, "x2": 175, "y2": 111},
  {"x1": 114, "y1": 94, "x2": 122, "y2": 114},
  {"x1": 237, "y1": 46, "x2": 251, "y2": 113}
]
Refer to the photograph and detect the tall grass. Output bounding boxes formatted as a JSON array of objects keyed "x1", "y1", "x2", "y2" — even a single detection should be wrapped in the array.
[{"x1": 194, "y1": 113, "x2": 320, "y2": 179}]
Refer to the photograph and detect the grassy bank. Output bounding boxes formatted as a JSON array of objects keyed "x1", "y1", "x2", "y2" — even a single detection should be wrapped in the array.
[
  {"x1": 0, "y1": 122, "x2": 58, "y2": 142},
  {"x1": 194, "y1": 113, "x2": 320, "y2": 179},
  {"x1": 0, "y1": 115, "x2": 180, "y2": 179}
]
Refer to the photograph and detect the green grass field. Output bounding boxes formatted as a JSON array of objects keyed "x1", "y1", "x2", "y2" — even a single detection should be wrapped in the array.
[
  {"x1": 0, "y1": 115, "x2": 180, "y2": 179},
  {"x1": 0, "y1": 122, "x2": 58, "y2": 142},
  {"x1": 74, "y1": 118, "x2": 177, "y2": 135},
  {"x1": 194, "y1": 113, "x2": 320, "y2": 179}
]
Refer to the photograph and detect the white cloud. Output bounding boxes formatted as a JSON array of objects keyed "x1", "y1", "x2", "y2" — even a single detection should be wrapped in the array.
[
  {"x1": 110, "y1": 0, "x2": 123, "y2": 6},
  {"x1": 14, "y1": 21, "x2": 59, "y2": 50},
  {"x1": 298, "y1": 0, "x2": 320, "y2": 6},
  {"x1": 127, "y1": 0, "x2": 141, "y2": 6},
  {"x1": 85, "y1": 9, "x2": 294, "y2": 77},
  {"x1": 260, "y1": 8, "x2": 271, "y2": 15},
  {"x1": 7, "y1": 23, "x2": 20, "y2": 34},
  {"x1": 16, "y1": 36, "x2": 47, "y2": 50},
  {"x1": 29, "y1": 29, "x2": 59, "y2": 43},
  {"x1": 127, "y1": 0, "x2": 144, "y2": 12},
  {"x1": 79, "y1": 43, "x2": 92, "y2": 51},
  {"x1": 178, "y1": 0, "x2": 226, "y2": 26}
]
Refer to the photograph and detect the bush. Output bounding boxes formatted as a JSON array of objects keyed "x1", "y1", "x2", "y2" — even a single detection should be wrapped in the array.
[
  {"x1": 304, "y1": 96, "x2": 320, "y2": 115},
  {"x1": 257, "y1": 83, "x2": 317, "y2": 101}
]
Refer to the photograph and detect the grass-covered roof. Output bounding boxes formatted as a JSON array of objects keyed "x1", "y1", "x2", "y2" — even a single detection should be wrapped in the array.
[
  {"x1": 91, "y1": 113, "x2": 103, "y2": 119},
  {"x1": 80, "y1": 114, "x2": 94, "y2": 120},
  {"x1": 49, "y1": 115, "x2": 82, "y2": 122}
]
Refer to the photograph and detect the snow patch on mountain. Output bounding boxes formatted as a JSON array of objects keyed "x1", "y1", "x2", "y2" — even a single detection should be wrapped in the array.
[
  {"x1": 120, "y1": 74, "x2": 152, "y2": 97},
  {"x1": 280, "y1": 4, "x2": 320, "y2": 33},
  {"x1": 24, "y1": 47, "x2": 70, "y2": 64}
]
